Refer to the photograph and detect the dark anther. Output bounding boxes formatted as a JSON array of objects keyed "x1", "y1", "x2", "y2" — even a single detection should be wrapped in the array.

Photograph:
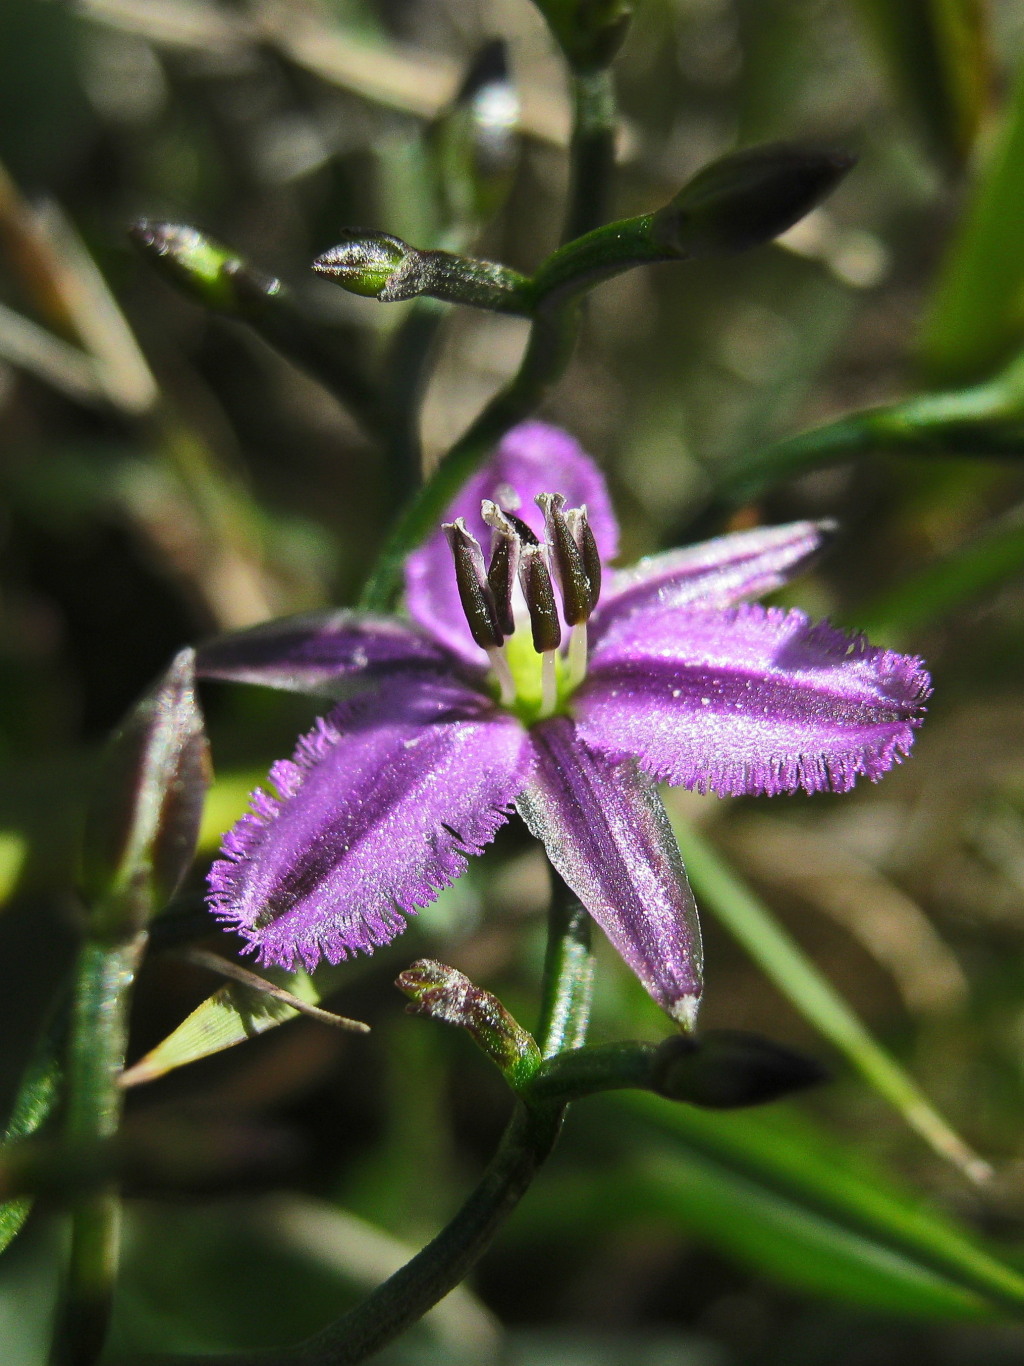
[
  {"x1": 519, "y1": 546, "x2": 562, "y2": 653},
  {"x1": 503, "y1": 510, "x2": 539, "y2": 546},
  {"x1": 538, "y1": 493, "x2": 592, "y2": 626},
  {"x1": 443, "y1": 519, "x2": 504, "y2": 650},
  {"x1": 569, "y1": 507, "x2": 602, "y2": 612},
  {"x1": 481, "y1": 501, "x2": 521, "y2": 637}
]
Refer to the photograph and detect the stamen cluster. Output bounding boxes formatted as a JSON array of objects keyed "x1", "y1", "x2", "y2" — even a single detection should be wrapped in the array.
[{"x1": 443, "y1": 492, "x2": 601, "y2": 716}]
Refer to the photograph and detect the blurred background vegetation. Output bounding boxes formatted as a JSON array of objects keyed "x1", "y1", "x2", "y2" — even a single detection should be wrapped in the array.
[{"x1": 4, "y1": 0, "x2": 1024, "y2": 1362}]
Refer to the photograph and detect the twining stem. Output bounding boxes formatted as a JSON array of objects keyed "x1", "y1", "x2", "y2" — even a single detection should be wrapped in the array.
[
  {"x1": 563, "y1": 68, "x2": 618, "y2": 243},
  {"x1": 53, "y1": 933, "x2": 148, "y2": 1366},
  {"x1": 380, "y1": 300, "x2": 446, "y2": 498},
  {"x1": 358, "y1": 299, "x2": 580, "y2": 610}
]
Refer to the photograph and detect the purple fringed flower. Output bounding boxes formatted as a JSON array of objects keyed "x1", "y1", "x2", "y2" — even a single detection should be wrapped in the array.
[{"x1": 200, "y1": 422, "x2": 930, "y2": 1027}]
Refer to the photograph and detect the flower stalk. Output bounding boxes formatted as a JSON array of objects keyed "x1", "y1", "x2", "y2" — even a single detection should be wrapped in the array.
[{"x1": 564, "y1": 66, "x2": 618, "y2": 241}]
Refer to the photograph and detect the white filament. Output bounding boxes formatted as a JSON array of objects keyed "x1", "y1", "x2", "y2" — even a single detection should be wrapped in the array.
[
  {"x1": 486, "y1": 646, "x2": 516, "y2": 708},
  {"x1": 567, "y1": 622, "x2": 588, "y2": 691}
]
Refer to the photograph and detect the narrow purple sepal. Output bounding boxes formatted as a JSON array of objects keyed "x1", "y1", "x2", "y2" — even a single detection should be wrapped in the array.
[
  {"x1": 590, "y1": 520, "x2": 831, "y2": 646},
  {"x1": 517, "y1": 718, "x2": 702, "y2": 1027},
  {"x1": 405, "y1": 422, "x2": 618, "y2": 663},
  {"x1": 578, "y1": 603, "x2": 931, "y2": 797},
  {"x1": 208, "y1": 674, "x2": 534, "y2": 969},
  {"x1": 195, "y1": 610, "x2": 464, "y2": 697}
]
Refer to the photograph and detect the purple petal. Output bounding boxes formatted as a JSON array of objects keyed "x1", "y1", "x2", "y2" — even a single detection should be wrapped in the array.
[
  {"x1": 578, "y1": 603, "x2": 930, "y2": 797},
  {"x1": 517, "y1": 717, "x2": 702, "y2": 1026},
  {"x1": 406, "y1": 422, "x2": 618, "y2": 664},
  {"x1": 195, "y1": 610, "x2": 464, "y2": 697},
  {"x1": 590, "y1": 520, "x2": 830, "y2": 645},
  {"x1": 208, "y1": 674, "x2": 533, "y2": 969}
]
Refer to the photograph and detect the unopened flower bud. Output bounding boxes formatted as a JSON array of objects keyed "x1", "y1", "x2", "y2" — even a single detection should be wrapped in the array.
[
  {"x1": 81, "y1": 649, "x2": 211, "y2": 936},
  {"x1": 128, "y1": 221, "x2": 280, "y2": 316},
  {"x1": 313, "y1": 232, "x2": 424, "y2": 302},
  {"x1": 519, "y1": 545, "x2": 562, "y2": 653},
  {"x1": 443, "y1": 519, "x2": 504, "y2": 650},
  {"x1": 651, "y1": 1030, "x2": 828, "y2": 1109},
  {"x1": 652, "y1": 143, "x2": 855, "y2": 258}
]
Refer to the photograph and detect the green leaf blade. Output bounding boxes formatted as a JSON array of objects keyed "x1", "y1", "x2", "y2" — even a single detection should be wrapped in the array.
[{"x1": 617, "y1": 1094, "x2": 1024, "y2": 1318}]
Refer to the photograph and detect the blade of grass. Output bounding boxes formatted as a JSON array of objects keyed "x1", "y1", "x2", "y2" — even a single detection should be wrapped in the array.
[
  {"x1": 855, "y1": 510, "x2": 1024, "y2": 642},
  {"x1": 851, "y1": 0, "x2": 990, "y2": 171},
  {"x1": 671, "y1": 815, "x2": 993, "y2": 1185},
  {"x1": 613, "y1": 1094, "x2": 1024, "y2": 1316},
  {"x1": 921, "y1": 49, "x2": 1024, "y2": 383}
]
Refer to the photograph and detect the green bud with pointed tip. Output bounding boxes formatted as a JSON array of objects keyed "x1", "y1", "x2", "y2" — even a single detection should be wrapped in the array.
[
  {"x1": 315, "y1": 235, "x2": 531, "y2": 314},
  {"x1": 128, "y1": 221, "x2": 281, "y2": 315},
  {"x1": 313, "y1": 232, "x2": 417, "y2": 301},
  {"x1": 80, "y1": 649, "x2": 211, "y2": 937}
]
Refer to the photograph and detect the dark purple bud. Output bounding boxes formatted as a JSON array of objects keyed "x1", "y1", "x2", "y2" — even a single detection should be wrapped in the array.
[
  {"x1": 397, "y1": 959, "x2": 541, "y2": 1087},
  {"x1": 537, "y1": 493, "x2": 593, "y2": 626},
  {"x1": 652, "y1": 143, "x2": 855, "y2": 258},
  {"x1": 313, "y1": 232, "x2": 424, "y2": 302},
  {"x1": 519, "y1": 545, "x2": 562, "y2": 653},
  {"x1": 81, "y1": 649, "x2": 211, "y2": 935},
  {"x1": 482, "y1": 501, "x2": 521, "y2": 638},
  {"x1": 443, "y1": 518, "x2": 504, "y2": 650},
  {"x1": 652, "y1": 1031, "x2": 828, "y2": 1109}
]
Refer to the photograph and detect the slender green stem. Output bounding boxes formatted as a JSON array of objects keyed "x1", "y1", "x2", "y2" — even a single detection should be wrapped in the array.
[
  {"x1": 358, "y1": 300, "x2": 581, "y2": 610},
  {"x1": 52, "y1": 933, "x2": 148, "y2": 1366},
  {"x1": 527, "y1": 1042, "x2": 658, "y2": 1104},
  {"x1": 563, "y1": 68, "x2": 618, "y2": 242},
  {"x1": 0, "y1": 1000, "x2": 65, "y2": 1253},
  {"x1": 381, "y1": 299, "x2": 447, "y2": 497},
  {"x1": 356, "y1": 56, "x2": 619, "y2": 611},
  {"x1": 536, "y1": 884, "x2": 594, "y2": 1058}
]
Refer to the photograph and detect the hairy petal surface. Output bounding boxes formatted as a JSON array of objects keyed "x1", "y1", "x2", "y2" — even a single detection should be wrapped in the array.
[
  {"x1": 591, "y1": 521, "x2": 831, "y2": 645},
  {"x1": 196, "y1": 610, "x2": 462, "y2": 697},
  {"x1": 208, "y1": 675, "x2": 533, "y2": 969},
  {"x1": 578, "y1": 603, "x2": 931, "y2": 797},
  {"x1": 406, "y1": 422, "x2": 619, "y2": 663},
  {"x1": 517, "y1": 718, "x2": 702, "y2": 1026}
]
